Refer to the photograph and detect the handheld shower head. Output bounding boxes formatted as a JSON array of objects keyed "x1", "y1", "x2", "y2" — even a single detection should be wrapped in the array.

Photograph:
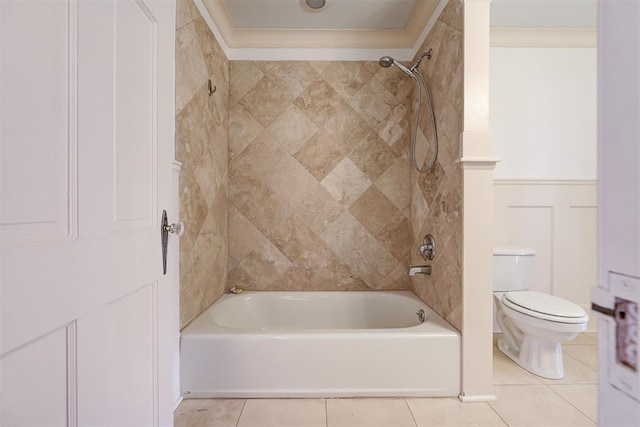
[
  {"x1": 378, "y1": 56, "x2": 415, "y2": 78},
  {"x1": 379, "y1": 56, "x2": 394, "y2": 68}
]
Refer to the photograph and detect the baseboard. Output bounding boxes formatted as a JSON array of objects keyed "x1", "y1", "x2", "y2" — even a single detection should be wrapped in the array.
[
  {"x1": 458, "y1": 393, "x2": 497, "y2": 403},
  {"x1": 173, "y1": 395, "x2": 184, "y2": 411}
]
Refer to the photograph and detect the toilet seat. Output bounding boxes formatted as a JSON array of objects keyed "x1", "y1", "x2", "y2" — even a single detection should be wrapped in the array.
[{"x1": 503, "y1": 291, "x2": 588, "y2": 324}]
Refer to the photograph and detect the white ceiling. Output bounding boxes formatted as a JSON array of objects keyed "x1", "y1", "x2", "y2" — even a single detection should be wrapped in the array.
[
  {"x1": 194, "y1": 0, "x2": 597, "y2": 60},
  {"x1": 225, "y1": 0, "x2": 418, "y2": 30},
  {"x1": 491, "y1": 0, "x2": 597, "y2": 29},
  {"x1": 195, "y1": 0, "x2": 443, "y2": 60}
]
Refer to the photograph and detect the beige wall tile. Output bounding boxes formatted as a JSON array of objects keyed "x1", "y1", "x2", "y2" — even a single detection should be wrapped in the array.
[
  {"x1": 409, "y1": 0, "x2": 464, "y2": 331},
  {"x1": 294, "y1": 132, "x2": 346, "y2": 180},
  {"x1": 240, "y1": 76, "x2": 292, "y2": 127},
  {"x1": 376, "y1": 157, "x2": 411, "y2": 213},
  {"x1": 229, "y1": 61, "x2": 264, "y2": 102},
  {"x1": 321, "y1": 62, "x2": 374, "y2": 100},
  {"x1": 229, "y1": 103, "x2": 263, "y2": 158},
  {"x1": 294, "y1": 79, "x2": 348, "y2": 127},
  {"x1": 348, "y1": 126, "x2": 399, "y2": 181},
  {"x1": 226, "y1": 55, "x2": 445, "y2": 293},
  {"x1": 351, "y1": 77, "x2": 399, "y2": 128},
  {"x1": 321, "y1": 158, "x2": 372, "y2": 207},
  {"x1": 264, "y1": 104, "x2": 318, "y2": 155},
  {"x1": 320, "y1": 212, "x2": 398, "y2": 288},
  {"x1": 377, "y1": 211, "x2": 412, "y2": 262},
  {"x1": 176, "y1": 7, "x2": 229, "y2": 328},
  {"x1": 176, "y1": 21, "x2": 209, "y2": 114},
  {"x1": 266, "y1": 62, "x2": 320, "y2": 100},
  {"x1": 349, "y1": 186, "x2": 400, "y2": 235}
]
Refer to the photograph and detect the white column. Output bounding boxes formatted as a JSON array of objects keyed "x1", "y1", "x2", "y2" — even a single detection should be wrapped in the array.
[{"x1": 459, "y1": 0, "x2": 498, "y2": 402}]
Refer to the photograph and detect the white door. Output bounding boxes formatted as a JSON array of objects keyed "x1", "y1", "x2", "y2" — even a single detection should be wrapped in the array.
[
  {"x1": 0, "y1": 0, "x2": 177, "y2": 425},
  {"x1": 591, "y1": 1, "x2": 640, "y2": 425}
]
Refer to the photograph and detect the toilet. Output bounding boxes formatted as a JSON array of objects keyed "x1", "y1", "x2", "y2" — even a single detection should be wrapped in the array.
[{"x1": 493, "y1": 244, "x2": 589, "y2": 379}]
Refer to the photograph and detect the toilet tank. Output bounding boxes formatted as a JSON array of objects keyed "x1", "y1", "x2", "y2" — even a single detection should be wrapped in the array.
[{"x1": 493, "y1": 245, "x2": 536, "y2": 292}]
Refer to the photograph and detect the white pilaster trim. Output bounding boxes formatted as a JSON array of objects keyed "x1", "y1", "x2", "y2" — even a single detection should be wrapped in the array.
[{"x1": 458, "y1": 158, "x2": 500, "y2": 170}]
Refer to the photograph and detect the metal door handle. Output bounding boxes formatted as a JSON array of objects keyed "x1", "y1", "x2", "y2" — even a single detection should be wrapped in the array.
[{"x1": 161, "y1": 210, "x2": 184, "y2": 275}]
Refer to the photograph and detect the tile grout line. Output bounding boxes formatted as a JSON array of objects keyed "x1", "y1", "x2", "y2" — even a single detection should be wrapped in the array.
[
  {"x1": 546, "y1": 383, "x2": 598, "y2": 425},
  {"x1": 403, "y1": 398, "x2": 419, "y2": 427},
  {"x1": 486, "y1": 398, "x2": 511, "y2": 427},
  {"x1": 561, "y1": 350, "x2": 599, "y2": 378},
  {"x1": 235, "y1": 399, "x2": 247, "y2": 427}
]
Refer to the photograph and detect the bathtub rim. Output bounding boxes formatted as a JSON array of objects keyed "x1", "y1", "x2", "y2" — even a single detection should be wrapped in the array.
[{"x1": 181, "y1": 290, "x2": 460, "y2": 337}]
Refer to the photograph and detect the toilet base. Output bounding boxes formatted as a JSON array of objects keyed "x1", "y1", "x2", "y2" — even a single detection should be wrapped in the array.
[{"x1": 497, "y1": 335, "x2": 565, "y2": 380}]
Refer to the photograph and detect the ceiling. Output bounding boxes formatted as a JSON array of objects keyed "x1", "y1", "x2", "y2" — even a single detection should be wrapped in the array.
[
  {"x1": 491, "y1": 0, "x2": 596, "y2": 29},
  {"x1": 193, "y1": 0, "x2": 596, "y2": 60},
  {"x1": 195, "y1": 0, "x2": 443, "y2": 60},
  {"x1": 224, "y1": 0, "x2": 419, "y2": 30}
]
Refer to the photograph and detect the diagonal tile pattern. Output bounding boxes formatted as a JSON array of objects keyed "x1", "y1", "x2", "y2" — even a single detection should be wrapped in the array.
[
  {"x1": 409, "y1": 0, "x2": 464, "y2": 331},
  {"x1": 228, "y1": 58, "x2": 413, "y2": 291},
  {"x1": 177, "y1": 0, "x2": 463, "y2": 328},
  {"x1": 175, "y1": 0, "x2": 229, "y2": 328}
]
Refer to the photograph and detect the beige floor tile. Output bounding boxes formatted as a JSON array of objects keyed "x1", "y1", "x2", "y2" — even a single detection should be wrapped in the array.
[
  {"x1": 549, "y1": 384, "x2": 598, "y2": 423},
  {"x1": 563, "y1": 345, "x2": 598, "y2": 370},
  {"x1": 174, "y1": 399, "x2": 245, "y2": 427},
  {"x1": 327, "y1": 398, "x2": 416, "y2": 427},
  {"x1": 539, "y1": 353, "x2": 598, "y2": 385},
  {"x1": 407, "y1": 398, "x2": 506, "y2": 427},
  {"x1": 493, "y1": 346, "x2": 542, "y2": 385},
  {"x1": 584, "y1": 332, "x2": 598, "y2": 341},
  {"x1": 490, "y1": 385, "x2": 596, "y2": 426},
  {"x1": 237, "y1": 399, "x2": 326, "y2": 427},
  {"x1": 565, "y1": 333, "x2": 597, "y2": 346}
]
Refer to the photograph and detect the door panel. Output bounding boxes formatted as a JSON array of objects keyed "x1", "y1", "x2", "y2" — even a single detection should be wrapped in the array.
[
  {"x1": 77, "y1": 285, "x2": 156, "y2": 426},
  {"x1": 114, "y1": 0, "x2": 156, "y2": 228},
  {"x1": 0, "y1": 0, "x2": 75, "y2": 242},
  {"x1": 0, "y1": 327, "x2": 69, "y2": 426},
  {"x1": 0, "y1": 0, "x2": 177, "y2": 424}
]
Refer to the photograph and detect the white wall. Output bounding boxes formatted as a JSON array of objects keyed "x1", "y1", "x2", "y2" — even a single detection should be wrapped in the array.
[
  {"x1": 490, "y1": 47, "x2": 597, "y2": 178},
  {"x1": 490, "y1": 46, "x2": 598, "y2": 329}
]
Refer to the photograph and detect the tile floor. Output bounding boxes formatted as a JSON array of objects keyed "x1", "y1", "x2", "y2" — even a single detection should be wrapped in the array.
[{"x1": 174, "y1": 333, "x2": 598, "y2": 426}]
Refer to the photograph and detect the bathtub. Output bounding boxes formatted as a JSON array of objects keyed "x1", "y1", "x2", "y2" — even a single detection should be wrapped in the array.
[{"x1": 180, "y1": 291, "x2": 460, "y2": 398}]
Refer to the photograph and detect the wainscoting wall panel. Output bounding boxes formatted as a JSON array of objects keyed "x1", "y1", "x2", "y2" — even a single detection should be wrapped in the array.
[{"x1": 493, "y1": 179, "x2": 597, "y2": 330}]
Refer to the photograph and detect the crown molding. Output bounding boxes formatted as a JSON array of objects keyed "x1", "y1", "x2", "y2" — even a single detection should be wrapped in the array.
[{"x1": 193, "y1": 0, "x2": 448, "y2": 61}]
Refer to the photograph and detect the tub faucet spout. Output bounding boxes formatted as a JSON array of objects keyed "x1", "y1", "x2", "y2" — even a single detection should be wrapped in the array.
[{"x1": 408, "y1": 265, "x2": 431, "y2": 276}]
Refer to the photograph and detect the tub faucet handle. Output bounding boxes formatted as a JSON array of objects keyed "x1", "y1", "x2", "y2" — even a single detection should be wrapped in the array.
[{"x1": 419, "y1": 234, "x2": 436, "y2": 260}]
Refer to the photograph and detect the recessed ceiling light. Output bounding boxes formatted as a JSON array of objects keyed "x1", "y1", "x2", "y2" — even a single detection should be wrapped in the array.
[{"x1": 305, "y1": 0, "x2": 326, "y2": 10}]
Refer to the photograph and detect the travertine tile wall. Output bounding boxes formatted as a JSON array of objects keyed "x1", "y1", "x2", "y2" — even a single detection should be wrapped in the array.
[
  {"x1": 175, "y1": 0, "x2": 229, "y2": 328},
  {"x1": 409, "y1": 0, "x2": 464, "y2": 331},
  {"x1": 176, "y1": 0, "x2": 464, "y2": 330},
  {"x1": 228, "y1": 62, "x2": 415, "y2": 291}
]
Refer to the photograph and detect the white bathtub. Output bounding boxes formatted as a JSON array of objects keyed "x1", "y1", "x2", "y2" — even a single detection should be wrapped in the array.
[{"x1": 180, "y1": 291, "x2": 460, "y2": 398}]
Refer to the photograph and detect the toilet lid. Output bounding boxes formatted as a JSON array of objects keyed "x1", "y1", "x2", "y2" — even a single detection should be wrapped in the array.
[{"x1": 503, "y1": 291, "x2": 588, "y2": 324}]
